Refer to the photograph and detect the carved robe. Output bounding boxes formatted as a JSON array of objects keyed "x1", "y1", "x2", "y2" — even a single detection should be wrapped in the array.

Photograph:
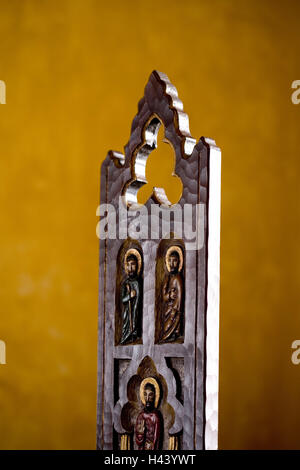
[
  {"x1": 120, "y1": 276, "x2": 141, "y2": 344},
  {"x1": 135, "y1": 410, "x2": 162, "y2": 450},
  {"x1": 160, "y1": 273, "x2": 183, "y2": 342}
]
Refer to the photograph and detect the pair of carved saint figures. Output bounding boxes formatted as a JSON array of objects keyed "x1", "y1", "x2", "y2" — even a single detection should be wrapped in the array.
[{"x1": 119, "y1": 246, "x2": 184, "y2": 346}]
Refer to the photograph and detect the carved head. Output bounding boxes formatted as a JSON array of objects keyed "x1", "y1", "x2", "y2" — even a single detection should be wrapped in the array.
[
  {"x1": 168, "y1": 251, "x2": 180, "y2": 273},
  {"x1": 140, "y1": 377, "x2": 160, "y2": 412},
  {"x1": 126, "y1": 254, "x2": 138, "y2": 278},
  {"x1": 144, "y1": 383, "x2": 155, "y2": 411},
  {"x1": 124, "y1": 248, "x2": 142, "y2": 278},
  {"x1": 165, "y1": 246, "x2": 183, "y2": 274}
]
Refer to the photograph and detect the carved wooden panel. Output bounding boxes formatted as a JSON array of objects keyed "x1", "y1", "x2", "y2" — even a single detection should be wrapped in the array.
[{"x1": 96, "y1": 71, "x2": 221, "y2": 450}]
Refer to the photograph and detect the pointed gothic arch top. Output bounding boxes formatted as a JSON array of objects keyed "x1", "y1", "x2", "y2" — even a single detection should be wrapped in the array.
[{"x1": 125, "y1": 70, "x2": 196, "y2": 164}]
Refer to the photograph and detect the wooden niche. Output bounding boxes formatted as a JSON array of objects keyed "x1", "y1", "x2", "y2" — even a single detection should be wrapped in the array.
[{"x1": 155, "y1": 238, "x2": 185, "y2": 345}]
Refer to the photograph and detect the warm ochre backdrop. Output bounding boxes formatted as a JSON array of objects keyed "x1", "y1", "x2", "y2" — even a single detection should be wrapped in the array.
[{"x1": 0, "y1": 0, "x2": 300, "y2": 449}]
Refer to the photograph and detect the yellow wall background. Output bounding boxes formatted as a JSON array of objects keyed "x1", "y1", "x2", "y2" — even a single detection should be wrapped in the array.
[{"x1": 0, "y1": 0, "x2": 300, "y2": 449}]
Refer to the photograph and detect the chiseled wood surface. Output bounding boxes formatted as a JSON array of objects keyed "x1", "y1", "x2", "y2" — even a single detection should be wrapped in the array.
[{"x1": 97, "y1": 71, "x2": 221, "y2": 450}]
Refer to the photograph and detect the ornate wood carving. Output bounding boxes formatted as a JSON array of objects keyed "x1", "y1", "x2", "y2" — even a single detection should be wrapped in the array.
[{"x1": 97, "y1": 71, "x2": 221, "y2": 450}]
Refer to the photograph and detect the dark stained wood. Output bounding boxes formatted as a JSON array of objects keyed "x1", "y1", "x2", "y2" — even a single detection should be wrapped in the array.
[{"x1": 96, "y1": 71, "x2": 221, "y2": 450}]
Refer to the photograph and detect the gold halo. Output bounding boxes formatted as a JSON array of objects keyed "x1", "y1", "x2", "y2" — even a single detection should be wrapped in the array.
[
  {"x1": 124, "y1": 248, "x2": 142, "y2": 275},
  {"x1": 140, "y1": 377, "x2": 160, "y2": 409},
  {"x1": 165, "y1": 246, "x2": 183, "y2": 272}
]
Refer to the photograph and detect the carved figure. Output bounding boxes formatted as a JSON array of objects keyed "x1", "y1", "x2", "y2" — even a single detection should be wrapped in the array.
[
  {"x1": 159, "y1": 246, "x2": 183, "y2": 343},
  {"x1": 135, "y1": 378, "x2": 162, "y2": 450},
  {"x1": 120, "y1": 249, "x2": 142, "y2": 344}
]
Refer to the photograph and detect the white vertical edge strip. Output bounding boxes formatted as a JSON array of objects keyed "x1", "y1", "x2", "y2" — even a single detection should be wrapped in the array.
[{"x1": 204, "y1": 139, "x2": 221, "y2": 450}]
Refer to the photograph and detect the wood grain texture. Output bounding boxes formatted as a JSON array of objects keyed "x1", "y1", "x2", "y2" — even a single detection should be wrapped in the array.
[{"x1": 97, "y1": 71, "x2": 221, "y2": 450}]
